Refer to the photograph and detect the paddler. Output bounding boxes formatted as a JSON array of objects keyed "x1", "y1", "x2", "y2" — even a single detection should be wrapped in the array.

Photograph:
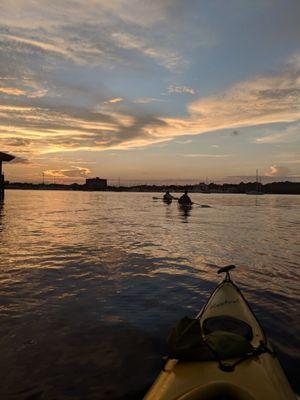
[
  {"x1": 163, "y1": 190, "x2": 175, "y2": 201},
  {"x1": 178, "y1": 190, "x2": 192, "y2": 205}
]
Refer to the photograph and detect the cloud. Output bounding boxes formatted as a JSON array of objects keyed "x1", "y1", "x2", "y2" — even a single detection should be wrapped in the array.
[
  {"x1": 0, "y1": 1, "x2": 190, "y2": 76},
  {"x1": 44, "y1": 166, "x2": 91, "y2": 178},
  {"x1": 1, "y1": 33, "x2": 72, "y2": 59},
  {"x1": 0, "y1": 137, "x2": 32, "y2": 147},
  {"x1": 168, "y1": 85, "x2": 196, "y2": 95},
  {"x1": 10, "y1": 156, "x2": 30, "y2": 164},
  {"x1": 0, "y1": 87, "x2": 26, "y2": 96},
  {"x1": 157, "y1": 56, "x2": 300, "y2": 141},
  {"x1": 0, "y1": 0, "x2": 179, "y2": 32},
  {"x1": 0, "y1": 5, "x2": 300, "y2": 160},
  {"x1": 265, "y1": 165, "x2": 291, "y2": 177},
  {"x1": 280, "y1": 159, "x2": 300, "y2": 164},
  {"x1": 0, "y1": 1, "x2": 193, "y2": 158},
  {"x1": 111, "y1": 32, "x2": 183, "y2": 70},
  {"x1": 133, "y1": 97, "x2": 164, "y2": 104},
  {"x1": 0, "y1": 56, "x2": 299, "y2": 156},
  {"x1": 106, "y1": 98, "x2": 124, "y2": 104},
  {"x1": 182, "y1": 153, "x2": 230, "y2": 158},
  {"x1": 254, "y1": 122, "x2": 300, "y2": 144},
  {"x1": 0, "y1": 76, "x2": 48, "y2": 99},
  {"x1": 175, "y1": 139, "x2": 193, "y2": 144}
]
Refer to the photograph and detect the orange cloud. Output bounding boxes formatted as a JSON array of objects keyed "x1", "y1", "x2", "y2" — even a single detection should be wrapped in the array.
[
  {"x1": 265, "y1": 165, "x2": 291, "y2": 177},
  {"x1": 0, "y1": 55, "x2": 299, "y2": 155},
  {"x1": 106, "y1": 98, "x2": 124, "y2": 104},
  {"x1": 44, "y1": 166, "x2": 91, "y2": 178},
  {"x1": 0, "y1": 87, "x2": 26, "y2": 96},
  {"x1": 157, "y1": 71, "x2": 300, "y2": 140}
]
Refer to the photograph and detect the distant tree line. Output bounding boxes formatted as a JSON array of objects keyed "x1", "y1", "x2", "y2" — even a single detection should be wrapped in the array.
[
  {"x1": 206, "y1": 181, "x2": 300, "y2": 194},
  {"x1": 6, "y1": 180, "x2": 300, "y2": 194}
]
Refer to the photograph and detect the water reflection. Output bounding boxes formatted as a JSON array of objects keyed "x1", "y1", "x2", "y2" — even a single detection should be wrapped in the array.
[
  {"x1": 0, "y1": 191, "x2": 299, "y2": 398},
  {"x1": 178, "y1": 204, "x2": 192, "y2": 223},
  {"x1": 0, "y1": 200, "x2": 3, "y2": 231},
  {"x1": 164, "y1": 201, "x2": 173, "y2": 221}
]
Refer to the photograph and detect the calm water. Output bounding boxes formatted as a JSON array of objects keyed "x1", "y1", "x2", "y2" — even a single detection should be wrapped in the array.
[{"x1": 0, "y1": 190, "x2": 299, "y2": 399}]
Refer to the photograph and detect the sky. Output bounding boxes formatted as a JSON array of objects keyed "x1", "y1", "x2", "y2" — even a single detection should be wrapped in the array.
[{"x1": 0, "y1": 0, "x2": 300, "y2": 184}]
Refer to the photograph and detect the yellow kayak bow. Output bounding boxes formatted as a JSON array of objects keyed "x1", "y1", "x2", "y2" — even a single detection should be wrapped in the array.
[{"x1": 144, "y1": 265, "x2": 296, "y2": 400}]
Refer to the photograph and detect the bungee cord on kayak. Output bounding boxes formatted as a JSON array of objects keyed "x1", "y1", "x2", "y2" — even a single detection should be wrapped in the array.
[{"x1": 144, "y1": 266, "x2": 296, "y2": 400}]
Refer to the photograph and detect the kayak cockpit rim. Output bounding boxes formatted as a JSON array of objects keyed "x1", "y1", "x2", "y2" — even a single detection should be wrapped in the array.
[
  {"x1": 196, "y1": 265, "x2": 267, "y2": 346},
  {"x1": 143, "y1": 265, "x2": 296, "y2": 400}
]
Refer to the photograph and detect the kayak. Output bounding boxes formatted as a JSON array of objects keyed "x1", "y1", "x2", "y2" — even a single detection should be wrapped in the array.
[
  {"x1": 152, "y1": 197, "x2": 172, "y2": 204},
  {"x1": 178, "y1": 203, "x2": 192, "y2": 210},
  {"x1": 144, "y1": 265, "x2": 296, "y2": 400}
]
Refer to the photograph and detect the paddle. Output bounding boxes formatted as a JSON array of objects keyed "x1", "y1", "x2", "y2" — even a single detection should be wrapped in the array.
[
  {"x1": 192, "y1": 202, "x2": 211, "y2": 208},
  {"x1": 152, "y1": 197, "x2": 210, "y2": 207}
]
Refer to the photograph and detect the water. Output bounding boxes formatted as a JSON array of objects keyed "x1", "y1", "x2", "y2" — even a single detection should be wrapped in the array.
[{"x1": 0, "y1": 190, "x2": 299, "y2": 399}]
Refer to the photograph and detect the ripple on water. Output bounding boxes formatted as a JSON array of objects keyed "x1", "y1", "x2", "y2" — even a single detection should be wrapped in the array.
[{"x1": 0, "y1": 191, "x2": 299, "y2": 398}]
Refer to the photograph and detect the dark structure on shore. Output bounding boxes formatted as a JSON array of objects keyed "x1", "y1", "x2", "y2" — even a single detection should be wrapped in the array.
[
  {"x1": 5, "y1": 179, "x2": 300, "y2": 195},
  {"x1": 0, "y1": 152, "x2": 15, "y2": 200},
  {"x1": 85, "y1": 177, "x2": 107, "y2": 190}
]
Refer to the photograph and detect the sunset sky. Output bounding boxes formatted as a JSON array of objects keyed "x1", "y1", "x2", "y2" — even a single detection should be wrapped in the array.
[{"x1": 0, "y1": 0, "x2": 299, "y2": 184}]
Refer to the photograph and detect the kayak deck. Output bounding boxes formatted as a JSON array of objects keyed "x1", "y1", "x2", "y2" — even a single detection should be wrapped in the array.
[
  {"x1": 145, "y1": 353, "x2": 294, "y2": 399},
  {"x1": 144, "y1": 270, "x2": 296, "y2": 400}
]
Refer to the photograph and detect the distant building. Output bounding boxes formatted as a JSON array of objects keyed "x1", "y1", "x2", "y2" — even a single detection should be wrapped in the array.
[{"x1": 85, "y1": 177, "x2": 107, "y2": 190}]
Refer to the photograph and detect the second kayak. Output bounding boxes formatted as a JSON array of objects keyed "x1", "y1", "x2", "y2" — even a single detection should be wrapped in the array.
[{"x1": 178, "y1": 203, "x2": 192, "y2": 210}]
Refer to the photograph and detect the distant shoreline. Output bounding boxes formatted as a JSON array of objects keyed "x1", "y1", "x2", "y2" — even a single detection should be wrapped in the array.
[{"x1": 5, "y1": 181, "x2": 300, "y2": 195}]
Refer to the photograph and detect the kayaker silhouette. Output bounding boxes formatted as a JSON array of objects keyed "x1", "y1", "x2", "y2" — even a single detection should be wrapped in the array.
[
  {"x1": 178, "y1": 190, "x2": 192, "y2": 205},
  {"x1": 163, "y1": 190, "x2": 176, "y2": 202}
]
